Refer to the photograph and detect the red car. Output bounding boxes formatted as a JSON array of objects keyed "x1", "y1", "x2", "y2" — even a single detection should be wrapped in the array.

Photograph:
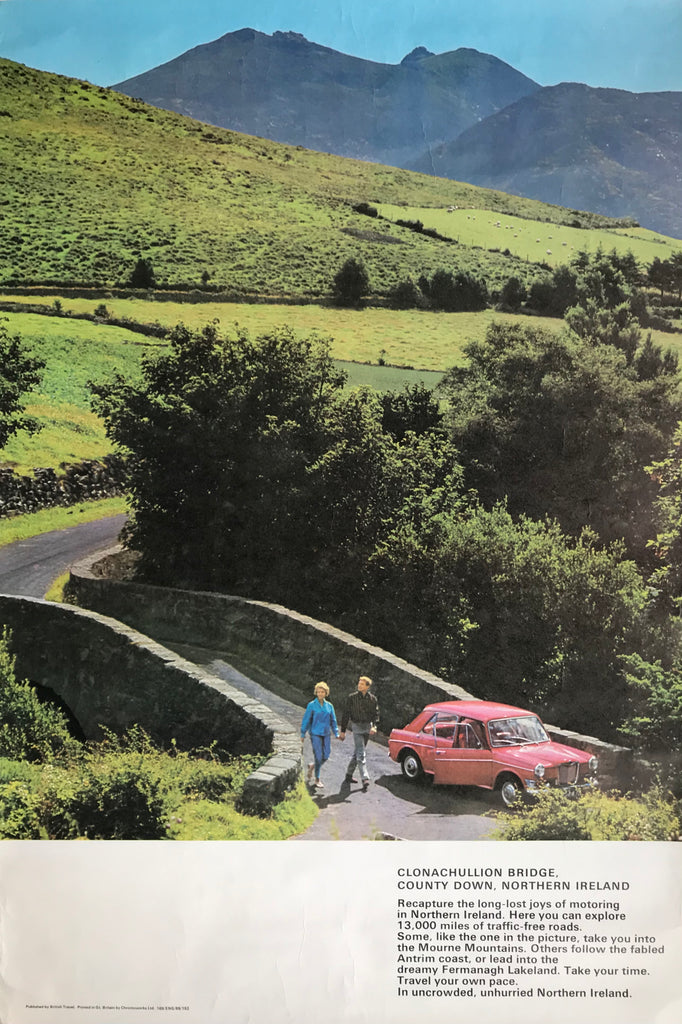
[{"x1": 388, "y1": 700, "x2": 598, "y2": 807}]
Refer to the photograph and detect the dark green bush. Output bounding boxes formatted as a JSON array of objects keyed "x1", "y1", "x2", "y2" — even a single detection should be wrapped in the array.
[
  {"x1": 128, "y1": 257, "x2": 155, "y2": 289},
  {"x1": 389, "y1": 277, "x2": 424, "y2": 309},
  {"x1": 352, "y1": 202, "x2": 378, "y2": 218},
  {"x1": 332, "y1": 257, "x2": 370, "y2": 306}
]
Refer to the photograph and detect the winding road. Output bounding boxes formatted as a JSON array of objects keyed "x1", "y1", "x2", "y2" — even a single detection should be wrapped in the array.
[
  {"x1": 0, "y1": 513, "x2": 127, "y2": 597},
  {"x1": 0, "y1": 515, "x2": 496, "y2": 840}
]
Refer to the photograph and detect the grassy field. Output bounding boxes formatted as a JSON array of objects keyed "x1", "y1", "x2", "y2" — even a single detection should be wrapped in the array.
[
  {"x1": 3, "y1": 300, "x2": 681, "y2": 472},
  {"x1": 0, "y1": 312, "x2": 164, "y2": 472},
  {"x1": 0, "y1": 57, "x2": 638, "y2": 299},
  {"x1": 0, "y1": 297, "x2": 569, "y2": 365},
  {"x1": 0, "y1": 303, "x2": 550, "y2": 469},
  {"x1": 376, "y1": 204, "x2": 682, "y2": 269}
]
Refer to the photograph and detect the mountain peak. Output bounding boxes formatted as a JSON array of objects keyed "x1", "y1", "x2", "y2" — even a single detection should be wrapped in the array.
[{"x1": 401, "y1": 46, "x2": 435, "y2": 65}]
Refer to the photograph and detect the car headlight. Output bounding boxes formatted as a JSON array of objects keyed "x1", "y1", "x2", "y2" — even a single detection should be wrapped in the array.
[
  {"x1": 588, "y1": 756, "x2": 598, "y2": 773},
  {"x1": 534, "y1": 763, "x2": 545, "y2": 779}
]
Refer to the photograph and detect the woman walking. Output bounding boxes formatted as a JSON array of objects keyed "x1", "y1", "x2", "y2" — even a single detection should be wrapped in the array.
[{"x1": 300, "y1": 682, "x2": 339, "y2": 789}]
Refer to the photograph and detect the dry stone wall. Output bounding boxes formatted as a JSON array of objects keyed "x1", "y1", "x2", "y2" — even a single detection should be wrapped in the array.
[{"x1": 0, "y1": 455, "x2": 127, "y2": 517}]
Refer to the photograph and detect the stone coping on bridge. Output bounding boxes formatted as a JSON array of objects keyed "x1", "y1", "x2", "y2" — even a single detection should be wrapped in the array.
[
  {"x1": 67, "y1": 548, "x2": 634, "y2": 790},
  {"x1": 0, "y1": 592, "x2": 300, "y2": 816}
]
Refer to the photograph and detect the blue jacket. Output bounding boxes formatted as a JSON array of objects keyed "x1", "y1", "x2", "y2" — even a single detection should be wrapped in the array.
[{"x1": 301, "y1": 699, "x2": 339, "y2": 739}]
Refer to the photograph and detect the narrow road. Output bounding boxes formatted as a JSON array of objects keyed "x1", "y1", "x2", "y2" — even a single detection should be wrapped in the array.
[{"x1": 0, "y1": 513, "x2": 127, "y2": 598}]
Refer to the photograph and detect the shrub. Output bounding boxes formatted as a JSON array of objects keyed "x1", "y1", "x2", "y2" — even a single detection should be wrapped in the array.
[
  {"x1": 493, "y1": 786, "x2": 680, "y2": 841},
  {"x1": 583, "y1": 788, "x2": 680, "y2": 841},
  {"x1": 493, "y1": 787, "x2": 591, "y2": 840},
  {"x1": 39, "y1": 753, "x2": 169, "y2": 839},
  {"x1": 129, "y1": 257, "x2": 155, "y2": 289},
  {"x1": 352, "y1": 202, "x2": 378, "y2": 218},
  {"x1": 427, "y1": 268, "x2": 488, "y2": 311},
  {"x1": 0, "y1": 628, "x2": 77, "y2": 763},
  {"x1": 0, "y1": 781, "x2": 42, "y2": 838},
  {"x1": 389, "y1": 277, "x2": 423, "y2": 309},
  {"x1": 0, "y1": 755, "x2": 40, "y2": 783}
]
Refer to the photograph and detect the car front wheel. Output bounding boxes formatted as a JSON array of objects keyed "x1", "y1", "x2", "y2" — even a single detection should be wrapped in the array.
[
  {"x1": 401, "y1": 751, "x2": 424, "y2": 781},
  {"x1": 497, "y1": 776, "x2": 523, "y2": 808}
]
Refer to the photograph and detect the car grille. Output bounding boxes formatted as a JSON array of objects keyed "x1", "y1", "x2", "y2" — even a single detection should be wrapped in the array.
[{"x1": 557, "y1": 761, "x2": 580, "y2": 785}]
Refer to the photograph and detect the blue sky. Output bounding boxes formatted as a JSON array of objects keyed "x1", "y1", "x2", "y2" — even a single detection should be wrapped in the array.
[{"x1": 0, "y1": 0, "x2": 680, "y2": 92}]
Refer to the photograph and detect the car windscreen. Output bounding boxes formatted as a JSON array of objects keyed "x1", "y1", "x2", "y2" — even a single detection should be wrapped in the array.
[{"x1": 487, "y1": 716, "x2": 549, "y2": 746}]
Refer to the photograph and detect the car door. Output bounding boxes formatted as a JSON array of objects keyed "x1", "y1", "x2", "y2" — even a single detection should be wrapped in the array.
[
  {"x1": 422, "y1": 712, "x2": 460, "y2": 779},
  {"x1": 433, "y1": 718, "x2": 494, "y2": 788}
]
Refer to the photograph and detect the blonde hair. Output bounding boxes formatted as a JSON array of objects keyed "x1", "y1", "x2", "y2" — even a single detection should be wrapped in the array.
[
  {"x1": 359, "y1": 676, "x2": 372, "y2": 687},
  {"x1": 314, "y1": 681, "x2": 330, "y2": 696}
]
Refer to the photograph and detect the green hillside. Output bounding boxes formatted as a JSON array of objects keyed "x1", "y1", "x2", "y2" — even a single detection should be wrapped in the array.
[{"x1": 0, "y1": 57, "x2": 640, "y2": 298}]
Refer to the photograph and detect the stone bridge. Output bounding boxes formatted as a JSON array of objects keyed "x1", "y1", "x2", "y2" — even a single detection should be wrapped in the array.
[
  {"x1": 0, "y1": 548, "x2": 634, "y2": 812},
  {"x1": 0, "y1": 593, "x2": 300, "y2": 813}
]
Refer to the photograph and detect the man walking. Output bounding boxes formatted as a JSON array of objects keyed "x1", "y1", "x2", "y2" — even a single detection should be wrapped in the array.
[{"x1": 340, "y1": 676, "x2": 379, "y2": 792}]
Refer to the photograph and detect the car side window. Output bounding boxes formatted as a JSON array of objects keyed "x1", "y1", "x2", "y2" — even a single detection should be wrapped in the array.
[
  {"x1": 430, "y1": 713, "x2": 460, "y2": 744},
  {"x1": 455, "y1": 722, "x2": 483, "y2": 749}
]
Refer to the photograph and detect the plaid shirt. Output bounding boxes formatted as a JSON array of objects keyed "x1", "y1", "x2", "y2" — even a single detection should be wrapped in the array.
[{"x1": 341, "y1": 690, "x2": 379, "y2": 732}]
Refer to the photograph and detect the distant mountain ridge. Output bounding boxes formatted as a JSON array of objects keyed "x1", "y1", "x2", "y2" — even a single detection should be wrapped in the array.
[
  {"x1": 112, "y1": 27, "x2": 541, "y2": 168},
  {"x1": 112, "y1": 27, "x2": 682, "y2": 238},
  {"x1": 411, "y1": 83, "x2": 682, "y2": 238}
]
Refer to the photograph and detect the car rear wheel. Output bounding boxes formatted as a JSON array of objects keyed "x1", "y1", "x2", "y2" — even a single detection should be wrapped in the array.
[
  {"x1": 497, "y1": 776, "x2": 523, "y2": 808},
  {"x1": 401, "y1": 751, "x2": 423, "y2": 781}
]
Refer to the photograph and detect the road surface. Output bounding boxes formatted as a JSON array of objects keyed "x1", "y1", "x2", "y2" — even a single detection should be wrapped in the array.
[{"x1": 0, "y1": 513, "x2": 127, "y2": 598}]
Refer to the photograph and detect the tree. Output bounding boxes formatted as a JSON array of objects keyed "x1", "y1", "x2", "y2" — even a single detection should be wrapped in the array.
[
  {"x1": 389, "y1": 277, "x2": 423, "y2": 309},
  {"x1": 647, "y1": 424, "x2": 682, "y2": 606},
  {"x1": 670, "y1": 252, "x2": 682, "y2": 302},
  {"x1": 363, "y1": 504, "x2": 650, "y2": 738},
  {"x1": 90, "y1": 323, "x2": 462, "y2": 614},
  {"x1": 564, "y1": 299, "x2": 642, "y2": 363},
  {"x1": 438, "y1": 321, "x2": 682, "y2": 555},
  {"x1": 129, "y1": 257, "x2": 156, "y2": 289},
  {"x1": 0, "y1": 319, "x2": 44, "y2": 450},
  {"x1": 498, "y1": 276, "x2": 526, "y2": 311},
  {"x1": 332, "y1": 257, "x2": 369, "y2": 306},
  {"x1": 648, "y1": 257, "x2": 673, "y2": 299},
  {"x1": 427, "y1": 269, "x2": 488, "y2": 312},
  {"x1": 528, "y1": 266, "x2": 578, "y2": 316},
  {"x1": 380, "y1": 383, "x2": 443, "y2": 441},
  {"x1": 91, "y1": 324, "x2": 345, "y2": 593}
]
